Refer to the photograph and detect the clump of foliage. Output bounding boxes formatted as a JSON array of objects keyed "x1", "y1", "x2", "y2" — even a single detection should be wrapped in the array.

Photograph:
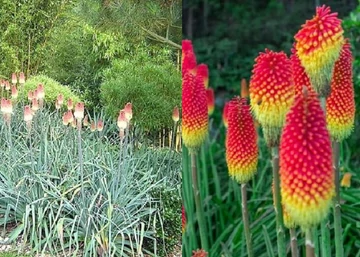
[
  {"x1": 0, "y1": 0, "x2": 71, "y2": 77},
  {"x1": 21, "y1": 75, "x2": 81, "y2": 104},
  {"x1": 0, "y1": 96, "x2": 181, "y2": 256},
  {"x1": 100, "y1": 45, "x2": 181, "y2": 131}
]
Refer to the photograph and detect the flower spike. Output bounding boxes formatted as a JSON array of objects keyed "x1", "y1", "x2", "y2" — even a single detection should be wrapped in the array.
[
  {"x1": 280, "y1": 88, "x2": 334, "y2": 229},
  {"x1": 182, "y1": 70, "x2": 208, "y2": 151},
  {"x1": 225, "y1": 97, "x2": 258, "y2": 184},
  {"x1": 249, "y1": 49, "x2": 294, "y2": 146},
  {"x1": 326, "y1": 41, "x2": 355, "y2": 142},
  {"x1": 182, "y1": 40, "x2": 197, "y2": 76},
  {"x1": 294, "y1": 5, "x2": 344, "y2": 97}
]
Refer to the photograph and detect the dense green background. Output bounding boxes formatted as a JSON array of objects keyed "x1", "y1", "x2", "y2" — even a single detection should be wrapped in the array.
[{"x1": 0, "y1": 0, "x2": 182, "y2": 132}]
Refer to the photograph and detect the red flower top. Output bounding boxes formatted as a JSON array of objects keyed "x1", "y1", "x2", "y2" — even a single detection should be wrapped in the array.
[
  {"x1": 290, "y1": 46, "x2": 312, "y2": 96},
  {"x1": 280, "y1": 89, "x2": 334, "y2": 229},
  {"x1": 197, "y1": 64, "x2": 209, "y2": 88},
  {"x1": 182, "y1": 69, "x2": 208, "y2": 151},
  {"x1": 326, "y1": 41, "x2": 355, "y2": 142},
  {"x1": 226, "y1": 97, "x2": 258, "y2": 184},
  {"x1": 222, "y1": 101, "x2": 230, "y2": 128},
  {"x1": 182, "y1": 40, "x2": 197, "y2": 77},
  {"x1": 206, "y1": 88, "x2": 215, "y2": 115},
  {"x1": 249, "y1": 49, "x2": 294, "y2": 146},
  {"x1": 294, "y1": 5, "x2": 344, "y2": 96}
]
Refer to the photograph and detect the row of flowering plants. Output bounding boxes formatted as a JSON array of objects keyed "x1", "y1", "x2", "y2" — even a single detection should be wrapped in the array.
[
  {"x1": 0, "y1": 72, "x2": 181, "y2": 256},
  {"x1": 182, "y1": 5, "x2": 358, "y2": 257}
]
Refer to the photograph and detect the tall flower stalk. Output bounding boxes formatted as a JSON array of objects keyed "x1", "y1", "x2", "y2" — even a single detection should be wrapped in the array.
[
  {"x1": 280, "y1": 88, "x2": 334, "y2": 256},
  {"x1": 225, "y1": 97, "x2": 258, "y2": 257},
  {"x1": 326, "y1": 41, "x2": 354, "y2": 257},
  {"x1": 294, "y1": 6, "x2": 350, "y2": 256},
  {"x1": 182, "y1": 40, "x2": 209, "y2": 251},
  {"x1": 249, "y1": 49, "x2": 293, "y2": 256},
  {"x1": 74, "y1": 102, "x2": 85, "y2": 203},
  {"x1": 172, "y1": 106, "x2": 180, "y2": 150}
]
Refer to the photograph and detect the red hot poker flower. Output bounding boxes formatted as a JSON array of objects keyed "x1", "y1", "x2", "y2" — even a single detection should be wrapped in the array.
[
  {"x1": 172, "y1": 106, "x2": 179, "y2": 122},
  {"x1": 222, "y1": 101, "x2": 230, "y2": 128},
  {"x1": 280, "y1": 89, "x2": 334, "y2": 229},
  {"x1": 97, "y1": 119, "x2": 104, "y2": 132},
  {"x1": 117, "y1": 110, "x2": 128, "y2": 130},
  {"x1": 182, "y1": 70, "x2": 208, "y2": 151},
  {"x1": 124, "y1": 102, "x2": 132, "y2": 121},
  {"x1": 197, "y1": 64, "x2": 209, "y2": 88},
  {"x1": 11, "y1": 86, "x2": 18, "y2": 99},
  {"x1": 294, "y1": 5, "x2": 344, "y2": 97},
  {"x1": 24, "y1": 105, "x2": 33, "y2": 122},
  {"x1": 182, "y1": 205, "x2": 186, "y2": 233},
  {"x1": 19, "y1": 72, "x2": 25, "y2": 84},
  {"x1": 206, "y1": 88, "x2": 215, "y2": 115},
  {"x1": 74, "y1": 102, "x2": 85, "y2": 120},
  {"x1": 57, "y1": 94, "x2": 64, "y2": 106},
  {"x1": 1, "y1": 98, "x2": 12, "y2": 114},
  {"x1": 225, "y1": 97, "x2": 258, "y2": 184},
  {"x1": 326, "y1": 41, "x2": 355, "y2": 142},
  {"x1": 249, "y1": 49, "x2": 294, "y2": 146},
  {"x1": 31, "y1": 99, "x2": 39, "y2": 112},
  {"x1": 11, "y1": 73, "x2": 17, "y2": 84},
  {"x1": 37, "y1": 84, "x2": 45, "y2": 99},
  {"x1": 182, "y1": 40, "x2": 197, "y2": 76},
  {"x1": 90, "y1": 121, "x2": 96, "y2": 132},
  {"x1": 291, "y1": 45, "x2": 312, "y2": 96}
]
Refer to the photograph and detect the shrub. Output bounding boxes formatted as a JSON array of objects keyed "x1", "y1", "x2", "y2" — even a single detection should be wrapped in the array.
[
  {"x1": 100, "y1": 50, "x2": 181, "y2": 132},
  {"x1": 20, "y1": 74, "x2": 81, "y2": 105}
]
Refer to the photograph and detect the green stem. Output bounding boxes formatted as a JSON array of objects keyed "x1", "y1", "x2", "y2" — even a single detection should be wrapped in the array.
[
  {"x1": 332, "y1": 141, "x2": 343, "y2": 257},
  {"x1": 190, "y1": 152, "x2": 209, "y2": 251},
  {"x1": 171, "y1": 121, "x2": 178, "y2": 150},
  {"x1": 306, "y1": 228, "x2": 315, "y2": 257},
  {"x1": 320, "y1": 220, "x2": 331, "y2": 257},
  {"x1": 289, "y1": 228, "x2": 298, "y2": 257},
  {"x1": 271, "y1": 147, "x2": 286, "y2": 257},
  {"x1": 319, "y1": 96, "x2": 333, "y2": 257},
  {"x1": 241, "y1": 183, "x2": 253, "y2": 257},
  {"x1": 77, "y1": 121, "x2": 84, "y2": 204}
]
